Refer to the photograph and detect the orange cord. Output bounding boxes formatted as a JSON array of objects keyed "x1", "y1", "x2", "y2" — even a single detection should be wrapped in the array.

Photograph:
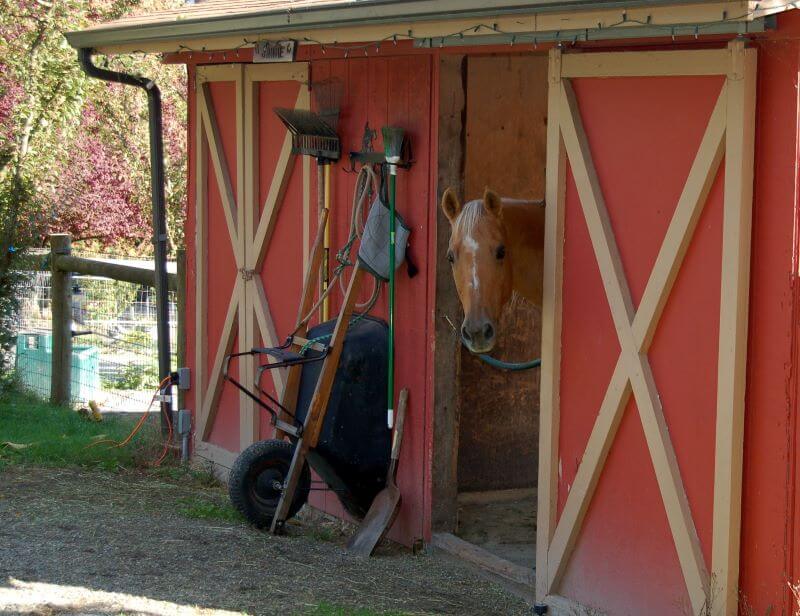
[
  {"x1": 85, "y1": 376, "x2": 173, "y2": 458},
  {"x1": 149, "y1": 395, "x2": 174, "y2": 467}
]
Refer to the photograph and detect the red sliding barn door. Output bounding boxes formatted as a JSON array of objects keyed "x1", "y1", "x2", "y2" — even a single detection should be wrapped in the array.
[
  {"x1": 193, "y1": 63, "x2": 308, "y2": 464},
  {"x1": 537, "y1": 42, "x2": 756, "y2": 616}
]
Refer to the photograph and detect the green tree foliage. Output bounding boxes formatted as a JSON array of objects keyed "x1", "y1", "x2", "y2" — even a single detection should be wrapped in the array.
[
  {"x1": 0, "y1": 0, "x2": 186, "y2": 376},
  {"x1": 0, "y1": 0, "x2": 187, "y2": 258}
]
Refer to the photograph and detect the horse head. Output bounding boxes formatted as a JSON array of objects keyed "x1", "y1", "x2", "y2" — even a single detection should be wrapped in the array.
[{"x1": 442, "y1": 187, "x2": 513, "y2": 354}]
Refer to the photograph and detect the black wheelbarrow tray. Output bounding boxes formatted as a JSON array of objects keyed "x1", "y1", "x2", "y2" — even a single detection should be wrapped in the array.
[{"x1": 223, "y1": 315, "x2": 391, "y2": 530}]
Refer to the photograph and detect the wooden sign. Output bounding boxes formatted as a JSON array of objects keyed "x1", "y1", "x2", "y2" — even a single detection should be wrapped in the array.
[{"x1": 253, "y1": 40, "x2": 297, "y2": 63}]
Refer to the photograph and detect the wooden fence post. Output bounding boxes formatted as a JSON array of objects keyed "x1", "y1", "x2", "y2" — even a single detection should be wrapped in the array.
[{"x1": 50, "y1": 234, "x2": 72, "y2": 406}]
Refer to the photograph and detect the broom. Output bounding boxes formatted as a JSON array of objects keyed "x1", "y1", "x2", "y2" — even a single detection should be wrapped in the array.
[{"x1": 382, "y1": 126, "x2": 404, "y2": 429}]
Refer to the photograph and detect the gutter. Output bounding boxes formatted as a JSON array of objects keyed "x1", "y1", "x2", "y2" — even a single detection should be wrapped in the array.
[
  {"x1": 64, "y1": 0, "x2": 761, "y2": 50},
  {"x1": 77, "y1": 48, "x2": 173, "y2": 436}
]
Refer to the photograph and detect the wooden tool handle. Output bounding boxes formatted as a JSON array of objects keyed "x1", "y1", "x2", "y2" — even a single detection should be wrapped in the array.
[{"x1": 390, "y1": 388, "x2": 408, "y2": 462}]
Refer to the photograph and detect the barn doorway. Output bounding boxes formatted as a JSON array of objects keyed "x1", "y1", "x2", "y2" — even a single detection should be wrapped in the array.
[{"x1": 433, "y1": 53, "x2": 548, "y2": 582}]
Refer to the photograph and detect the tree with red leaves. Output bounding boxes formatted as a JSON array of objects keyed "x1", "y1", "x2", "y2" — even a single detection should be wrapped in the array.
[{"x1": 0, "y1": 0, "x2": 187, "y2": 260}]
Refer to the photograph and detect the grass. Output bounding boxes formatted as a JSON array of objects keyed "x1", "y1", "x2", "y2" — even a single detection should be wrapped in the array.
[
  {"x1": 307, "y1": 525, "x2": 339, "y2": 543},
  {"x1": 175, "y1": 495, "x2": 242, "y2": 522},
  {"x1": 0, "y1": 390, "x2": 162, "y2": 471}
]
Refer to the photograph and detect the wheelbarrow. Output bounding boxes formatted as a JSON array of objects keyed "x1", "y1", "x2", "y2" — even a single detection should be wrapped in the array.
[
  {"x1": 224, "y1": 209, "x2": 391, "y2": 533},
  {"x1": 224, "y1": 314, "x2": 391, "y2": 526}
]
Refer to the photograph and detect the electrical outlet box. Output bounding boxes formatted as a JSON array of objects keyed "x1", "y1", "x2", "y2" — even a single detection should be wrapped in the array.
[
  {"x1": 177, "y1": 367, "x2": 190, "y2": 390},
  {"x1": 177, "y1": 409, "x2": 192, "y2": 436}
]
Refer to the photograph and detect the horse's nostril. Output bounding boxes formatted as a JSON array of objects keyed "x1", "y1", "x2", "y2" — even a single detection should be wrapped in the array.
[
  {"x1": 484, "y1": 323, "x2": 494, "y2": 339},
  {"x1": 461, "y1": 325, "x2": 472, "y2": 341}
]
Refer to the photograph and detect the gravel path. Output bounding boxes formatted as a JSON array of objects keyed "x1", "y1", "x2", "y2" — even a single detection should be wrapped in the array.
[{"x1": 0, "y1": 466, "x2": 531, "y2": 616}]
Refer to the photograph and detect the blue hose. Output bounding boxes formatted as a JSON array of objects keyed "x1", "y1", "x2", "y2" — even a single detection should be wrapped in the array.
[{"x1": 476, "y1": 354, "x2": 541, "y2": 372}]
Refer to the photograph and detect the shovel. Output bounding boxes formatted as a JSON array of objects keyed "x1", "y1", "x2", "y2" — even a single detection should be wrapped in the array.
[{"x1": 347, "y1": 388, "x2": 408, "y2": 556}]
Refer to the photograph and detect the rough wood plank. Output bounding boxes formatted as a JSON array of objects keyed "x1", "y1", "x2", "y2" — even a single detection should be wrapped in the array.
[
  {"x1": 712, "y1": 41, "x2": 757, "y2": 616},
  {"x1": 536, "y1": 48, "x2": 566, "y2": 602},
  {"x1": 431, "y1": 532, "x2": 535, "y2": 587},
  {"x1": 432, "y1": 53, "x2": 465, "y2": 533}
]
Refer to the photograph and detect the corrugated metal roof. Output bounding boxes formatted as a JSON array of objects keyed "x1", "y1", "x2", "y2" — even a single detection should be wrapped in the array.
[{"x1": 64, "y1": 0, "x2": 782, "y2": 53}]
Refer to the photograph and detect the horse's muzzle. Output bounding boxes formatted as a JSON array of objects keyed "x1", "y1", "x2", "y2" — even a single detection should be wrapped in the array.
[{"x1": 461, "y1": 319, "x2": 496, "y2": 353}]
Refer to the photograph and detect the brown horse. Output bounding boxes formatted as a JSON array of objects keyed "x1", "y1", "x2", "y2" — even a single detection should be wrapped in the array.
[{"x1": 441, "y1": 187, "x2": 545, "y2": 353}]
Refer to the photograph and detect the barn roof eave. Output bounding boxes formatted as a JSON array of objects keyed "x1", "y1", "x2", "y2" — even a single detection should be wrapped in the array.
[{"x1": 64, "y1": 0, "x2": 788, "y2": 54}]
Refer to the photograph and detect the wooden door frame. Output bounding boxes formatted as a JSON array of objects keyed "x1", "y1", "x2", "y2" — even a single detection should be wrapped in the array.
[
  {"x1": 193, "y1": 62, "x2": 309, "y2": 467},
  {"x1": 431, "y1": 53, "x2": 466, "y2": 532},
  {"x1": 537, "y1": 41, "x2": 756, "y2": 616}
]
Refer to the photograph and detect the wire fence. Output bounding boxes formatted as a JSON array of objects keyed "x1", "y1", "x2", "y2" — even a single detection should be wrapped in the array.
[{"x1": 11, "y1": 257, "x2": 178, "y2": 413}]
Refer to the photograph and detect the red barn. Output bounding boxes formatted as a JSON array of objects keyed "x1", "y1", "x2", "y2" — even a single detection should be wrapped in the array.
[{"x1": 68, "y1": 2, "x2": 800, "y2": 614}]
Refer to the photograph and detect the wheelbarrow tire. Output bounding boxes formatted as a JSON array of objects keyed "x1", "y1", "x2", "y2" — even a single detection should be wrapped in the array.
[{"x1": 228, "y1": 439, "x2": 311, "y2": 529}]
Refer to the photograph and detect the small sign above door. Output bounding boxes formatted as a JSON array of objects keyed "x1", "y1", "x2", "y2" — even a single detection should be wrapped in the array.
[{"x1": 253, "y1": 40, "x2": 297, "y2": 63}]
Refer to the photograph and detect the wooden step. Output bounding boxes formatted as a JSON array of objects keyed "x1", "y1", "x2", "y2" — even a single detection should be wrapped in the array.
[{"x1": 430, "y1": 532, "x2": 535, "y2": 587}]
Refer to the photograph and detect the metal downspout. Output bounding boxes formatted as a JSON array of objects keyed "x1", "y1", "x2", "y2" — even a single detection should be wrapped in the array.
[{"x1": 77, "y1": 47, "x2": 173, "y2": 436}]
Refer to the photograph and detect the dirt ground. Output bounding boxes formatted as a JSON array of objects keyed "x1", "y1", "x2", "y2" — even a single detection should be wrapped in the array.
[{"x1": 0, "y1": 466, "x2": 532, "y2": 616}]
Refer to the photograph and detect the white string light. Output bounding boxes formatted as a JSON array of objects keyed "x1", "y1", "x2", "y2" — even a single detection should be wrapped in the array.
[{"x1": 101, "y1": 2, "x2": 794, "y2": 63}]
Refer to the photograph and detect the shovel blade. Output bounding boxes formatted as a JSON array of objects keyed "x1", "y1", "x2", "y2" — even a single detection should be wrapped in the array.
[{"x1": 346, "y1": 482, "x2": 401, "y2": 557}]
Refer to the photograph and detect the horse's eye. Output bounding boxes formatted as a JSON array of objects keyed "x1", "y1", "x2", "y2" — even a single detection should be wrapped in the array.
[
  {"x1": 447, "y1": 250, "x2": 455, "y2": 263},
  {"x1": 496, "y1": 245, "x2": 506, "y2": 260}
]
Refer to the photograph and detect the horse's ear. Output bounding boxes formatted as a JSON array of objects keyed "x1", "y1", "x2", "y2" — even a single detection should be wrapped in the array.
[
  {"x1": 441, "y1": 188, "x2": 461, "y2": 224},
  {"x1": 483, "y1": 188, "x2": 502, "y2": 218}
]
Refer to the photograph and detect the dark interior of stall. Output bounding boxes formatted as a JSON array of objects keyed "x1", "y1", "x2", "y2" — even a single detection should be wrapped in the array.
[{"x1": 437, "y1": 53, "x2": 547, "y2": 573}]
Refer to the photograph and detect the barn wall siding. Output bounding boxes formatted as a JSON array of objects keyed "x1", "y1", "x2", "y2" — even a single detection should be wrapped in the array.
[
  {"x1": 302, "y1": 54, "x2": 434, "y2": 545},
  {"x1": 185, "y1": 53, "x2": 433, "y2": 547},
  {"x1": 179, "y1": 15, "x2": 800, "y2": 612},
  {"x1": 740, "y1": 14, "x2": 800, "y2": 613}
]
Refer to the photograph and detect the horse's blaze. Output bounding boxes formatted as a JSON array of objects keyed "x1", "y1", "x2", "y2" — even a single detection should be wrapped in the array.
[{"x1": 442, "y1": 188, "x2": 513, "y2": 353}]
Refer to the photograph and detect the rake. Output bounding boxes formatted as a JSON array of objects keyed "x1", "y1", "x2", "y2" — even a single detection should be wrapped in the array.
[{"x1": 274, "y1": 77, "x2": 343, "y2": 321}]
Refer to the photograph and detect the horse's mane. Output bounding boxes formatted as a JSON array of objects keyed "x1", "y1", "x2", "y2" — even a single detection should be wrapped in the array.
[
  {"x1": 454, "y1": 197, "x2": 544, "y2": 237},
  {"x1": 454, "y1": 199, "x2": 485, "y2": 237}
]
